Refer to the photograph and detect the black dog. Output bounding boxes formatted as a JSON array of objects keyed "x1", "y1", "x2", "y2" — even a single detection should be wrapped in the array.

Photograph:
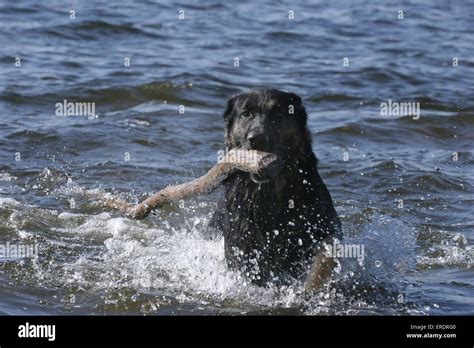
[{"x1": 210, "y1": 88, "x2": 341, "y2": 288}]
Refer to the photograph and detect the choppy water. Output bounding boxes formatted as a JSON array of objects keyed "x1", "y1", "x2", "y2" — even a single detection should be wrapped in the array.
[{"x1": 0, "y1": 0, "x2": 473, "y2": 315}]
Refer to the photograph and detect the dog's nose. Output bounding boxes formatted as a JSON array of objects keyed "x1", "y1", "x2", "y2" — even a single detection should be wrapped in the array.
[{"x1": 247, "y1": 132, "x2": 268, "y2": 150}]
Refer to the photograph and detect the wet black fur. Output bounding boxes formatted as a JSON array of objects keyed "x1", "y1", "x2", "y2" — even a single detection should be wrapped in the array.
[{"x1": 210, "y1": 88, "x2": 341, "y2": 286}]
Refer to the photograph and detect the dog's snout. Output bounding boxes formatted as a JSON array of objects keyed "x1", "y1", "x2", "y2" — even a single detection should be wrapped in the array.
[{"x1": 247, "y1": 132, "x2": 268, "y2": 150}]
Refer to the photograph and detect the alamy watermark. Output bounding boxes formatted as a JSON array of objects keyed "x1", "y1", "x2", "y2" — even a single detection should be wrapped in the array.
[
  {"x1": 326, "y1": 240, "x2": 365, "y2": 265},
  {"x1": 55, "y1": 99, "x2": 96, "y2": 119},
  {"x1": 18, "y1": 322, "x2": 55, "y2": 341},
  {"x1": 217, "y1": 147, "x2": 259, "y2": 164},
  {"x1": 0, "y1": 242, "x2": 38, "y2": 259},
  {"x1": 380, "y1": 99, "x2": 420, "y2": 120}
]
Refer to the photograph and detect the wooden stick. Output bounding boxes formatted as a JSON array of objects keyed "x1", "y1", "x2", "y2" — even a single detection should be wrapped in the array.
[{"x1": 87, "y1": 149, "x2": 280, "y2": 219}]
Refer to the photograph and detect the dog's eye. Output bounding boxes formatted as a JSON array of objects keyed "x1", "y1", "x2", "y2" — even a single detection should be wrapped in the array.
[{"x1": 241, "y1": 110, "x2": 251, "y2": 118}]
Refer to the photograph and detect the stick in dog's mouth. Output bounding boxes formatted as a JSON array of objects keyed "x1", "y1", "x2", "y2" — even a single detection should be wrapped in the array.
[
  {"x1": 256, "y1": 152, "x2": 281, "y2": 182},
  {"x1": 84, "y1": 149, "x2": 281, "y2": 219}
]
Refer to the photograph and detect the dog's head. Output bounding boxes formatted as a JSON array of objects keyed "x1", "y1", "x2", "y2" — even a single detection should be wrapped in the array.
[{"x1": 223, "y1": 89, "x2": 312, "y2": 183}]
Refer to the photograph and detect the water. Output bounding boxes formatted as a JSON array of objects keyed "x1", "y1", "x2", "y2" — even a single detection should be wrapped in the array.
[{"x1": 0, "y1": 0, "x2": 473, "y2": 315}]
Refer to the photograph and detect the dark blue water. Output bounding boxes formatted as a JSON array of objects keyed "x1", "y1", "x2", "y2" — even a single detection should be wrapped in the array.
[{"x1": 0, "y1": 0, "x2": 473, "y2": 315}]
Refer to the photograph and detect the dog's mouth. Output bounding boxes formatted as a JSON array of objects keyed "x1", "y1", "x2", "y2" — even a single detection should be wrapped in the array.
[
  {"x1": 250, "y1": 153, "x2": 282, "y2": 184},
  {"x1": 231, "y1": 143, "x2": 284, "y2": 184},
  {"x1": 250, "y1": 172, "x2": 271, "y2": 184}
]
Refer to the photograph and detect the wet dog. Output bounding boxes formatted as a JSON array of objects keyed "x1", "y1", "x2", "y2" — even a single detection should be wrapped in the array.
[{"x1": 210, "y1": 88, "x2": 341, "y2": 289}]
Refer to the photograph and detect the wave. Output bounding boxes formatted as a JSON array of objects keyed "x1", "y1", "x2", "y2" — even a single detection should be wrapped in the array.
[
  {"x1": 262, "y1": 31, "x2": 314, "y2": 42},
  {"x1": 308, "y1": 93, "x2": 361, "y2": 103},
  {"x1": 417, "y1": 232, "x2": 473, "y2": 270},
  {"x1": 5, "y1": 129, "x2": 60, "y2": 142},
  {"x1": 319, "y1": 109, "x2": 474, "y2": 143},
  {"x1": 0, "y1": 78, "x2": 215, "y2": 111},
  {"x1": 35, "y1": 20, "x2": 162, "y2": 40}
]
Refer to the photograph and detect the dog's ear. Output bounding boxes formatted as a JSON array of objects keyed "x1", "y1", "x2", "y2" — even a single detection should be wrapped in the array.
[
  {"x1": 287, "y1": 92, "x2": 307, "y2": 126},
  {"x1": 223, "y1": 95, "x2": 238, "y2": 123}
]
